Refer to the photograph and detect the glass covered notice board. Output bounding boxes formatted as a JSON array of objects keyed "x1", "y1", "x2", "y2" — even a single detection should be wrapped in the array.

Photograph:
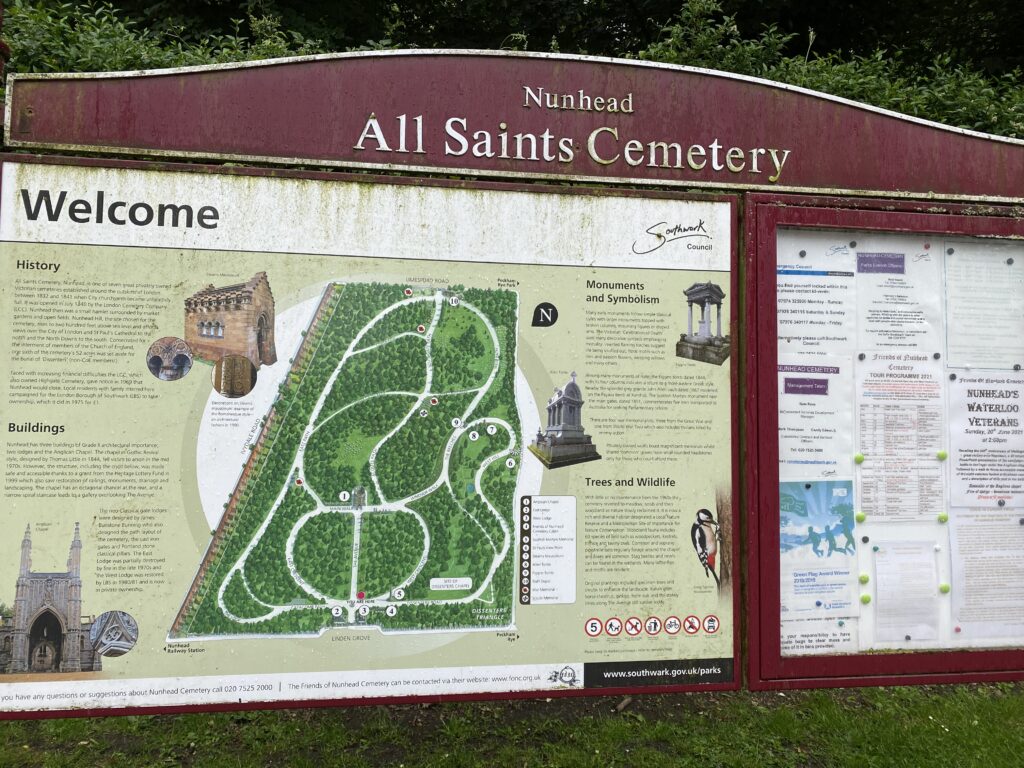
[{"x1": 747, "y1": 197, "x2": 1024, "y2": 688}]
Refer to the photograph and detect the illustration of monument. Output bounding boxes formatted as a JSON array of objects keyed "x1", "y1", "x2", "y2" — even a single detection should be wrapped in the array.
[
  {"x1": 529, "y1": 372, "x2": 602, "y2": 469},
  {"x1": 676, "y1": 281, "x2": 731, "y2": 365},
  {"x1": 184, "y1": 271, "x2": 277, "y2": 369},
  {"x1": 0, "y1": 525, "x2": 101, "y2": 674}
]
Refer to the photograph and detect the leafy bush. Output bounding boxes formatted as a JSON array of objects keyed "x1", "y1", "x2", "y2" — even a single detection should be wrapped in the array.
[
  {"x1": 640, "y1": 0, "x2": 1024, "y2": 137},
  {"x1": 3, "y1": 0, "x2": 323, "y2": 76}
]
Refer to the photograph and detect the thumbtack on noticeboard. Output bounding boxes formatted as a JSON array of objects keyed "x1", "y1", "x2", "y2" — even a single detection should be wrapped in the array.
[
  {"x1": 860, "y1": 595, "x2": 871, "y2": 605},
  {"x1": 936, "y1": 450, "x2": 948, "y2": 461},
  {"x1": 855, "y1": 511, "x2": 866, "y2": 523},
  {"x1": 854, "y1": 453, "x2": 865, "y2": 464},
  {"x1": 859, "y1": 573, "x2": 870, "y2": 584},
  {"x1": 938, "y1": 512, "x2": 949, "y2": 523},
  {"x1": 872, "y1": 545, "x2": 879, "y2": 552},
  {"x1": 939, "y1": 584, "x2": 951, "y2": 594}
]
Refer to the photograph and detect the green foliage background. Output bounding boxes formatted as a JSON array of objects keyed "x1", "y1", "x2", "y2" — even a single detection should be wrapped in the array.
[{"x1": 3, "y1": 0, "x2": 1024, "y2": 137}]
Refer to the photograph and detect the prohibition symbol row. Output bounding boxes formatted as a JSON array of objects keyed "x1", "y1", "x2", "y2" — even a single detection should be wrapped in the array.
[{"x1": 584, "y1": 614, "x2": 720, "y2": 637}]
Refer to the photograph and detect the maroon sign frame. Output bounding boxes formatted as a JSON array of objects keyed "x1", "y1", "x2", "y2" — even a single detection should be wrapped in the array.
[
  {"x1": 745, "y1": 192, "x2": 1024, "y2": 689},
  {"x1": 6, "y1": 50, "x2": 1024, "y2": 200}
]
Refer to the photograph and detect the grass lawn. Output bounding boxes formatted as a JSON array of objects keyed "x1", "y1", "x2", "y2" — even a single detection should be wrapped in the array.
[{"x1": 2, "y1": 684, "x2": 1023, "y2": 767}]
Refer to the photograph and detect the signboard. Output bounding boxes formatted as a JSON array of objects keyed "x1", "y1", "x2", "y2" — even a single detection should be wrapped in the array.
[
  {"x1": 5, "y1": 49, "x2": 1024, "y2": 713},
  {"x1": 7, "y1": 50, "x2": 1024, "y2": 200},
  {"x1": 0, "y1": 158, "x2": 738, "y2": 714},
  {"x1": 747, "y1": 196, "x2": 1024, "y2": 687}
]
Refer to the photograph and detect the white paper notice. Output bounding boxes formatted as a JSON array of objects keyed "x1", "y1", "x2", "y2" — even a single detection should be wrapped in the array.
[
  {"x1": 856, "y1": 353, "x2": 945, "y2": 521},
  {"x1": 777, "y1": 355, "x2": 854, "y2": 480},
  {"x1": 856, "y1": 246, "x2": 943, "y2": 352},
  {"x1": 950, "y1": 510, "x2": 1024, "y2": 642},
  {"x1": 949, "y1": 374, "x2": 1024, "y2": 508},
  {"x1": 777, "y1": 230, "x2": 857, "y2": 356},
  {"x1": 945, "y1": 240, "x2": 1024, "y2": 369},
  {"x1": 781, "y1": 618, "x2": 858, "y2": 656},
  {"x1": 874, "y1": 541, "x2": 939, "y2": 643}
]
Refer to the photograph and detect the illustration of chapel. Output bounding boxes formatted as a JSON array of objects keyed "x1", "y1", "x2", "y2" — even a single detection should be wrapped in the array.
[
  {"x1": 184, "y1": 271, "x2": 277, "y2": 369},
  {"x1": 0, "y1": 525, "x2": 101, "y2": 674},
  {"x1": 529, "y1": 372, "x2": 602, "y2": 469},
  {"x1": 676, "y1": 281, "x2": 732, "y2": 365}
]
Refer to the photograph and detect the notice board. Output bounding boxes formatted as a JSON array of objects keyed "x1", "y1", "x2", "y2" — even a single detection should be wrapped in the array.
[
  {"x1": 0, "y1": 157, "x2": 738, "y2": 714},
  {"x1": 747, "y1": 195, "x2": 1024, "y2": 687}
]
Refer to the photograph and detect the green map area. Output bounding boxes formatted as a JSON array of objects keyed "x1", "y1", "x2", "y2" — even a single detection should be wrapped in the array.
[{"x1": 172, "y1": 283, "x2": 520, "y2": 638}]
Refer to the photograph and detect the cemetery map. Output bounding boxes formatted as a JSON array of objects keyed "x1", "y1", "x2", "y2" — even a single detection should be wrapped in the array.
[{"x1": 171, "y1": 282, "x2": 521, "y2": 639}]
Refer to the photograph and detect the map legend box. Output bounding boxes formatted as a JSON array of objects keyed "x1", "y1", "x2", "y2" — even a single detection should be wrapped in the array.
[{"x1": 520, "y1": 496, "x2": 576, "y2": 605}]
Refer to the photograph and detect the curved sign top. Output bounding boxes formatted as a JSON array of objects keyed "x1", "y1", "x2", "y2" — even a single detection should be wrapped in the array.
[{"x1": 5, "y1": 50, "x2": 1024, "y2": 200}]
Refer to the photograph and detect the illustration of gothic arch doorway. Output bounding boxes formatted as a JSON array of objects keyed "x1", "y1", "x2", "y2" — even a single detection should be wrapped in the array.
[
  {"x1": 145, "y1": 336, "x2": 194, "y2": 381},
  {"x1": 28, "y1": 611, "x2": 63, "y2": 672}
]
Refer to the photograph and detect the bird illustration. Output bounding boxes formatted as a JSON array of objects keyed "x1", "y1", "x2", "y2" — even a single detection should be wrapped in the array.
[{"x1": 691, "y1": 508, "x2": 721, "y2": 588}]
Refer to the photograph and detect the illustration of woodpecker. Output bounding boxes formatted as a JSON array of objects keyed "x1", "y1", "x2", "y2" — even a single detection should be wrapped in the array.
[{"x1": 691, "y1": 508, "x2": 721, "y2": 588}]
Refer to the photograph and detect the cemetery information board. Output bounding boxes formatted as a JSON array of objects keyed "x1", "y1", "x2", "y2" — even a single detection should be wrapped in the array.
[
  {"x1": 0, "y1": 159, "x2": 736, "y2": 713},
  {"x1": 776, "y1": 226, "x2": 1024, "y2": 656}
]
